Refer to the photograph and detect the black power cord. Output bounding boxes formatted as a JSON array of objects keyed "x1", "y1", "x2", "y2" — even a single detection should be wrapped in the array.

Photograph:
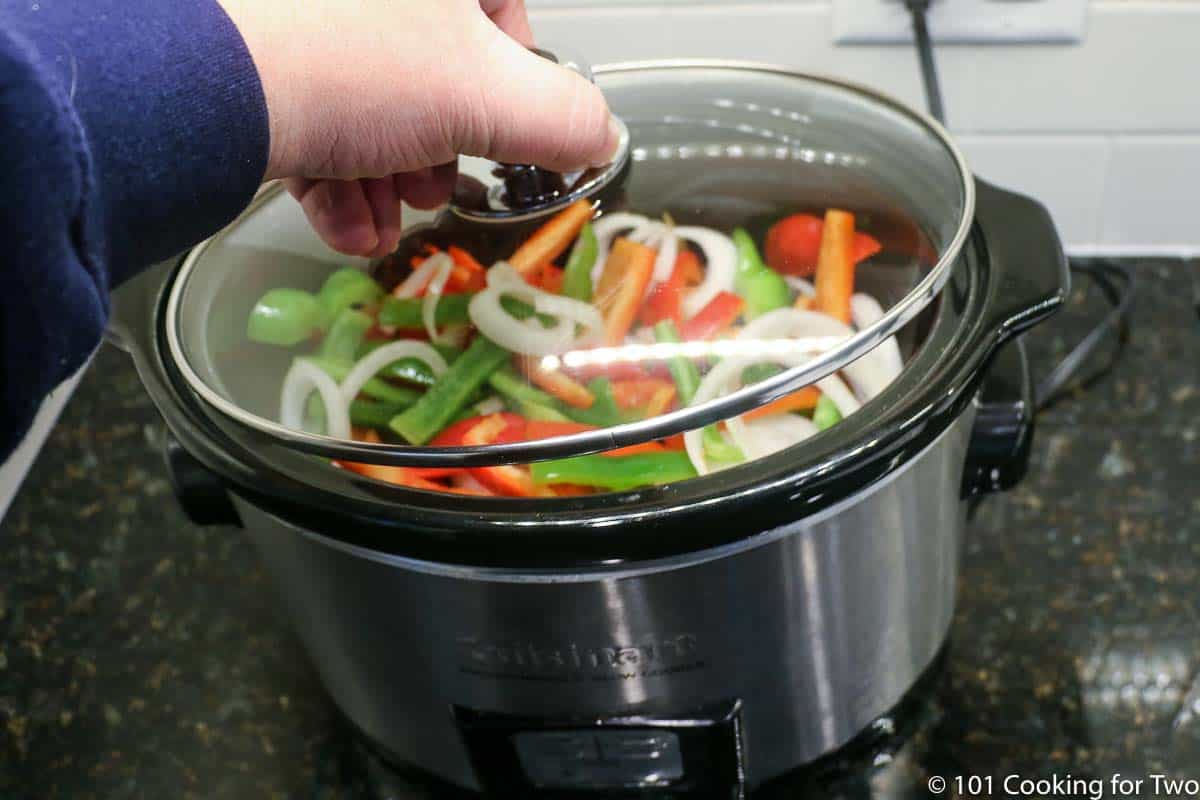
[
  {"x1": 904, "y1": 0, "x2": 946, "y2": 125},
  {"x1": 904, "y1": 0, "x2": 1137, "y2": 413}
]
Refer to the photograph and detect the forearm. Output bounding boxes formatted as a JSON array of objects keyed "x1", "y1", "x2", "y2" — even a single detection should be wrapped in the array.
[{"x1": 0, "y1": 0, "x2": 270, "y2": 460}]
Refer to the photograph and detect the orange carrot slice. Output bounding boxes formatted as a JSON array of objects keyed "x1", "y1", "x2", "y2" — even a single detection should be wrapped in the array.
[
  {"x1": 509, "y1": 199, "x2": 595, "y2": 276},
  {"x1": 742, "y1": 387, "x2": 821, "y2": 422},
  {"x1": 594, "y1": 237, "x2": 656, "y2": 345},
  {"x1": 516, "y1": 356, "x2": 595, "y2": 409},
  {"x1": 814, "y1": 209, "x2": 856, "y2": 324}
]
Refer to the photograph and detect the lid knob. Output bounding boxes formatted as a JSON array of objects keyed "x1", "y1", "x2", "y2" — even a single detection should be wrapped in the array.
[{"x1": 449, "y1": 47, "x2": 630, "y2": 224}]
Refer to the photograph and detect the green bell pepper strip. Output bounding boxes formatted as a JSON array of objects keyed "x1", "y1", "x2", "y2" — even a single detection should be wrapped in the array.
[
  {"x1": 653, "y1": 320, "x2": 700, "y2": 404},
  {"x1": 702, "y1": 427, "x2": 744, "y2": 464},
  {"x1": 377, "y1": 293, "x2": 474, "y2": 329},
  {"x1": 530, "y1": 451, "x2": 698, "y2": 492},
  {"x1": 488, "y1": 367, "x2": 559, "y2": 408},
  {"x1": 317, "y1": 268, "x2": 383, "y2": 320},
  {"x1": 304, "y1": 309, "x2": 375, "y2": 430},
  {"x1": 654, "y1": 320, "x2": 740, "y2": 462},
  {"x1": 304, "y1": 356, "x2": 421, "y2": 406},
  {"x1": 741, "y1": 362, "x2": 783, "y2": 386},
  {"x1": 350, "y1": 398, "x2": 415, "y2": 430},
  {"x1": 356, "y1": 340, "x2": 462, "y2": 387},
  {"x1": 732, "y1": 228, "x2": 790, "y2": 320},
  {"x1": 319, "y1": 309, "x2": 374, "y2": 361},
  {"x1": 389, "y1": 336, "x2": 512, "y2": 444},
  {"x1": 563, "y1": 378, "x2": 624, "y2": 428},
  {"x1": 518, "y1": 400, "x2": 573, "y2": 423},
  {"x1": 813, "y1": 395, "x2": 843, "y2": 431},
  {"x1": 246, "y1": 288, "x2": 328, "y2": 346},
  {"x1": 562, "y1": 222, "x2": 598, "y2": 302}
]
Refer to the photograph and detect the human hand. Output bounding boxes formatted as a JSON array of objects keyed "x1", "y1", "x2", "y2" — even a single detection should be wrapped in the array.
[{"x1": 219, "y1": 0, "x2": 620, "y2": 257}]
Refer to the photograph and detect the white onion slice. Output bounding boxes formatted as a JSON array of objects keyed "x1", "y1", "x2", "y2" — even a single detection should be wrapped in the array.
[
  {"x1": 727, "y1": 413, "x2": 819, "y2": 461},
  {"x1": 421, "y1": 253, "x2": 455, "y2": 344},
  {"x1": 676, "y1": 226, "x2": 737, "y2": 319},
  {"x1": 784, "y1": 275, "x2": 816, "y2": 296},
  {"x1": 468, "y1": 262, "x2": 604, "y2": 356},
  {"x1": 815, "y1": 373, "x2": 861, "y2": 418},
  {"x1": 393, "y1": 253, "x2": 443, "y2": 299},
  {"x1": 738, "y1": 308, "x2": 897, "y2": 401},
  {"x1": 650, "y1": 225, "x2": 678, "y2": 286},
  {"x1": 473, "y1": 396, "x2": 506, "y2": 416},
  {"x1": 851, "y1": 293, "x2": 904, "y2": 380},
  {"x1": 682, "y1": 355, "x2": 759, "y2": 477},
  {"x1": 280, "y1": 359, "x2": 351, "y2": 439},
  {"x1": 338, "y1": 341, "x2": 449, "y2": 404}
]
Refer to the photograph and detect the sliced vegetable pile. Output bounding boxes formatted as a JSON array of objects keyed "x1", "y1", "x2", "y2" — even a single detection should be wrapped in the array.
[{"x1": 246, "y1": 201, "x2": 902, "y2": 496}]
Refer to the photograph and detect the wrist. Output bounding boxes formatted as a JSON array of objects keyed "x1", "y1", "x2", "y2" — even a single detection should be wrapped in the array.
[{"x1": 216, "y1": 0, "x2": 298, "y2": 180}]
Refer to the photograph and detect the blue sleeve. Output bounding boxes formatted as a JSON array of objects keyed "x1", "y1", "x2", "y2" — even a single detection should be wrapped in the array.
[{"x1": 0, "y1": 0, "x2": 269, "y2": 459}]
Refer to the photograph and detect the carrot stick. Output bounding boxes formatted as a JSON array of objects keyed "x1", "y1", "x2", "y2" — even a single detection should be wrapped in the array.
[
  {"x1": 742, "y1": 387, "x2": 821, "y2": 421},
  {"x1": 814, "y1": 209, "x2": 856, "y2": 324},
  {"x1": 509, "y1": 199, "x2": 595, "y2": 276},
  {"x1": 594, "y1": 237, "x2": 656, "y2": 345},
  {"x1": 794, "y1": 294, "x2": 816, "y2": 311},
  {"x1": 516, "y1": 356, "x2": 595, "y2": 409}
]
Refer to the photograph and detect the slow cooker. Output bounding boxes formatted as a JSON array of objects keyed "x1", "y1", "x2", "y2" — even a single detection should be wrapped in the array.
[{"x1": 107, "y1": 61, "x2": 1068, "y2": 797}]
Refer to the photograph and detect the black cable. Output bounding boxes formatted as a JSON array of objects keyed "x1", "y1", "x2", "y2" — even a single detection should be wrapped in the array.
[
  {"x1": 905, "y1": 0, "x2": 946, "y2": 125},
  {"x1": 1034, "y1": 260, "x2": 1136, "y2": 412}
]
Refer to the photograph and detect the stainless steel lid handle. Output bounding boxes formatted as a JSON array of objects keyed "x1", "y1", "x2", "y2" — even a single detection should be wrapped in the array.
[{"x1": 449, "y1": 46, "x2": 630, "y2": 223}]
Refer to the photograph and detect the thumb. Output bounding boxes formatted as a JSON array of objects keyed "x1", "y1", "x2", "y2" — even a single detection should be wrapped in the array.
[{"x1": 461, "y1": 35, "x2": 622, "y2": 173}]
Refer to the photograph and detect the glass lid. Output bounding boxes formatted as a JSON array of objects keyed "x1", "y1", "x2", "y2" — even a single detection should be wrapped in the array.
[{"x1": 164, "y1": 61, "x2": 974, "y2": 496}]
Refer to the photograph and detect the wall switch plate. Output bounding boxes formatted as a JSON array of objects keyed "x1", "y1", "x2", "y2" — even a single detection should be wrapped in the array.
[{"x1": 833, "y1": 0, "x2": 1088, "y2": 45}]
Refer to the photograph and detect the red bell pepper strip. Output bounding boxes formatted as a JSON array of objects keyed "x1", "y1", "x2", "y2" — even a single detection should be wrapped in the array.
[
  {"x1": 764, "y1": 213, "x2": 882, "y2": 278},
  {"x1": 461, "y1": 414, "x2": 552, "y2": 497},
  {"x1": 532, "y1": 264, "x2": 565, "y2": 294},
  {"x1": 524, "y1": 421, "x2": 681, "y2": 458},
  {"x1": 447, "y1": 246, "x2": 487, "y2": 292},
  {"x1": 638, "y1": 250, "x2": 698, "y2": 328},
  {"x1": 680, "y1": 291, "x2": 744, "y2": 340}
]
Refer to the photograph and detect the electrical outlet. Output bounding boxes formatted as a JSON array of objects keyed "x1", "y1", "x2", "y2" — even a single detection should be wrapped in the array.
[{"x1": 833, "y1": 0, "x2": 1088, "y2": 45}]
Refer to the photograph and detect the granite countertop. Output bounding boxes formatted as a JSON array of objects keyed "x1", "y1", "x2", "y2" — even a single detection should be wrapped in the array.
[{"x1": 1, "y1": 259, "x2": 1197, "y2": 799}]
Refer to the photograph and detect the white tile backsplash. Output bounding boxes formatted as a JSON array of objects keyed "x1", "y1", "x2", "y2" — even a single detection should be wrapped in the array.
[
  {"x1": 956, "y1": 135, "x2": 1111, "y2": 248},
  {"x1": 1100, "y1": 136, "x2": 1200, "y2": 252},
  {"x1": 527, "y1": 0, "x2": 1200, "y2": 253}
]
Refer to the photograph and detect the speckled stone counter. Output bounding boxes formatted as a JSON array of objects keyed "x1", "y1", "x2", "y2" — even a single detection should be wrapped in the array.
[{"x1": 2, "y1": 260, "x2": 1197, "y2": 799}]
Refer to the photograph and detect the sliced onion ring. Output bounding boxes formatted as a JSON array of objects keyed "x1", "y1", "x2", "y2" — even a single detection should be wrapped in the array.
[
  {"x1": 393, "y1": 253, "x2": 443, "y2": 299},
  {"x1": 281, "y1": 359, "x2": 351, "y2": 439},
  {"x1": 676, "y1": 226, "x2": 737, "y2": 319},
  {"x1": 784, "y1": 275, "x2": 816, "y2": 296},
  {"x1": 738, "y1": 307, "x2": 899, "y2": 401},
  {"x1": 338, "y1": 341, "x2": 448, "y2": 404},
  {"x1": 726, "y1": 413, "x2": 819, "y2": 461},
  {"x1": 851, "y1": 293, "x2": 904, "y2": 379},
  {"x1": 421, "y1": 253, "x2": 455, "y2": 344},
  {"x1": 650, "y1": 224, "x2": 678, "y2": 286},
  {"x1": 469, "y1": 262, "x2": 604, "y2": 356}
]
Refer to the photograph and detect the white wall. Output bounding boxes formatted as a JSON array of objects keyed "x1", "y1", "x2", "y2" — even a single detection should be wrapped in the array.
[{"x1": 527, "y1": 0, "x2": 1200, "y2": 256}]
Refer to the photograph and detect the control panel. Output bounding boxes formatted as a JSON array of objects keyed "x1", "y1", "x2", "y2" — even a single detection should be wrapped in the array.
[{"x1": 455, "y1": 702, "x2": 744, "y2": 798}]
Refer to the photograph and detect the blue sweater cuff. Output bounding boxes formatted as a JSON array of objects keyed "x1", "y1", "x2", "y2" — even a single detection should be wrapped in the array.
[{"x1": 7, "y1": 0, "x2": 270, "y2": 282}]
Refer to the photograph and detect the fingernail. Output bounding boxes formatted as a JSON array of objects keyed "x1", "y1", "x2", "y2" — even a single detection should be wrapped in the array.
[{"x1": 591, "y1": 115, "x2": 625, "y2": 168}]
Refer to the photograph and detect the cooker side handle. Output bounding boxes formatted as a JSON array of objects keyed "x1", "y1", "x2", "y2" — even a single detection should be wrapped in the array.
[
  {"x1": 962, "y1": 336, "x2": 1033, "y2": 497},
  {"x1": 163, "y1": 432, "x2": 242, "y2": 527},
  {"x1": 973, "y1": 178, "x2": 1071, "y2": 347}
]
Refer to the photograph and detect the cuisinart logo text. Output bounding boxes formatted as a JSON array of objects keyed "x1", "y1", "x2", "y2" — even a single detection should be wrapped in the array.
[{"x1": 456, "y1": 634, "x2": 705, "y2": 682}]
